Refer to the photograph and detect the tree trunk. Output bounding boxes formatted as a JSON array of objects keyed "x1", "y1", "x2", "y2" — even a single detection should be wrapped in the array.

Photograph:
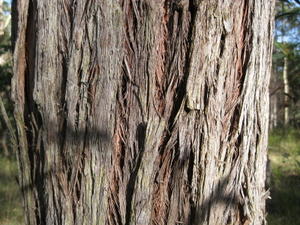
[
  {"x1": 269, "y1": 94, "x2": 278, "y2": 130},
  {"x1": 11, "y1": 1, "x2": 275, "y2": 225},
  {"x1": 269, "y1": 70, "x2": 278, "y2": 130},
  {"x1": 283, "y1": 56, "x2": 289, "y2": 126}
]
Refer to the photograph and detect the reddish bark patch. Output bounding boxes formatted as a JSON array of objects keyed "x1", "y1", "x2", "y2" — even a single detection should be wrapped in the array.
[
  {"x1": 154, "y1": 1, "x2": 169, "y2": 116},
  {"x1": 108, "y1": 115, "x2": 126, "y2": 225},
  {"x1": 151, "y1": 146, "x2": 173, "y2": 225}
]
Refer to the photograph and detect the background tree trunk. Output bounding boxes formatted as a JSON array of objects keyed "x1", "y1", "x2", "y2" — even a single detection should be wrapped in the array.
[
  {"x1": 11, "y1": 0, "x2": 275, "y2": 225},
  {"x1": 283, "y1": 56, "x2": 289, "y2": 126},
  {"x1": 269, "y1": 69, "x2": 279, "y2": 130}
]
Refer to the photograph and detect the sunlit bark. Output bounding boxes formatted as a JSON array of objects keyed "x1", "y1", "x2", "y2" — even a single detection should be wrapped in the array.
[
  {"x1": 283, "y1": 56, "x2": 289, "y2": 125},
  {"x1": 12, "y1": 1, "x2": 275, "y2": 225}
]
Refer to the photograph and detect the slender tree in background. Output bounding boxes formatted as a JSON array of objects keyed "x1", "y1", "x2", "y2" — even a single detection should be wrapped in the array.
[
  {"x1": 269, "y1": 67, "x2": 279, "y2": 129},
  {"x1": 271, "y1": 0, "x2": 300, "y2": 128},
  {"x1": 11, "y1": 1, "x2": 275, "y2": 225}
]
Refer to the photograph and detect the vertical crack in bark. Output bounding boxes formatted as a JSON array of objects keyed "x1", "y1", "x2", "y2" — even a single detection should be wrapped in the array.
[
  {"x1": 108, "y1": 102, "x2": 125, "y2": 225},
  {"x1": 108, "y1": 1, "x2": 150, "y2": 224},
  {"x1": 108, "y1": 64, "x2": 128, "y2": 224},
  {"x1": 125, "y1": 122, "x2": 147, "y2": 225},
  {"x1": 150, "y1": 1, "x2": 197, "y2": 224},
  {"x1": 23, "y1": 0, "x2": 49, "y2": 224}
]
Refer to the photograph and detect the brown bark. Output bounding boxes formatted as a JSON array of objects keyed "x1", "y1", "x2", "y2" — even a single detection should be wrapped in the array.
[{"x1": 11, "y1": 0, "x2": 275, "y2": 225}]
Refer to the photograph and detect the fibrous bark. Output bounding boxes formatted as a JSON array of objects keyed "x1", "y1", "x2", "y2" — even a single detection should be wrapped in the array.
[{"x1": 11, "y1": 0, "x2": 275, "y2": 225}]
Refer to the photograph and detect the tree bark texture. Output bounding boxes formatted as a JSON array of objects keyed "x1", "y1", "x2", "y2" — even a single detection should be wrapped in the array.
[{"x1": 11, "y1": 1, "x2": 275, "y2": 225}]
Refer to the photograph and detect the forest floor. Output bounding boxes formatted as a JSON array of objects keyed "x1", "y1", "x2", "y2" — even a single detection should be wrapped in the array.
[
  {"x1": 267, "y1": 128, "x2": 300, "y2": 225},
  {"x1": 0, "y1": 128, "x2": 299, "y2": 225},
  {"x1": 0, "y1": 156, "x2": 23, "y2": 225}
]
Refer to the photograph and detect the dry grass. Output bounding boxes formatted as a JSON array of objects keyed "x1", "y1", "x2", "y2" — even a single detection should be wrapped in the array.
[
  {"x1": 267, "y1": 128, "x2": 300, "y2": 225},
  {"x1": 0, "y1": 155, "x2": 23, "y2": 225}
]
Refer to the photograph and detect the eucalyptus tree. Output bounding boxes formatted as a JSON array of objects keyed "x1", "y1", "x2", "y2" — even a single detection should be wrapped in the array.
[{"x1": 11, "y1": 1, "x2": 275, "y2": 224}]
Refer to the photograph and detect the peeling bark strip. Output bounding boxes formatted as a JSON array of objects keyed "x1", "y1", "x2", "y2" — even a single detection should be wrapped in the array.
[{"x1": 12, "y1": 0, "x2": 274, "y2": 225}]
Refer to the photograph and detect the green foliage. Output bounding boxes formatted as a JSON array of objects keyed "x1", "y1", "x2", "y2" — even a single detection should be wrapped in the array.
[
  {"x1": 272, "y1": 0, "x2": 300, "y2": 127},
  {"x1": 0, "y1": 0, "x2": 13, "y2": 156},
  {"x1": 0, "y1": 2, "x2": 19, "y2": 223},
  {"x1": 269, "y1": 128, "x2": 300, "y2": 154},
  {"x1": 275, "y1": 0, "x2": 300, "y2": 41}
]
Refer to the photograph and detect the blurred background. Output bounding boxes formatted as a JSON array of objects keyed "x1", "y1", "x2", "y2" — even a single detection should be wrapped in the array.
[
  {"x1": 268, "y1": 1, "x2": 300, "y2": 224},
  {"x1": 0, "y1": 0, "x2": 299, "y2": 225}
]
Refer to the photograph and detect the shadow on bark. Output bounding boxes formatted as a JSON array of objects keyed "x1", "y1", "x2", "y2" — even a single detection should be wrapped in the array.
[
  {"x1": 192, "y1": 176, "x2": 245, "y2": 224},
  {"x1": 17, "y1": 116, "x2": 248, "y2": 224},
  {"x1": 125, "y1": 122, "x2": 147, "y2": 225},
  {"x1": 17, "y1": 119, "x2": 110, "y2": 193}
]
